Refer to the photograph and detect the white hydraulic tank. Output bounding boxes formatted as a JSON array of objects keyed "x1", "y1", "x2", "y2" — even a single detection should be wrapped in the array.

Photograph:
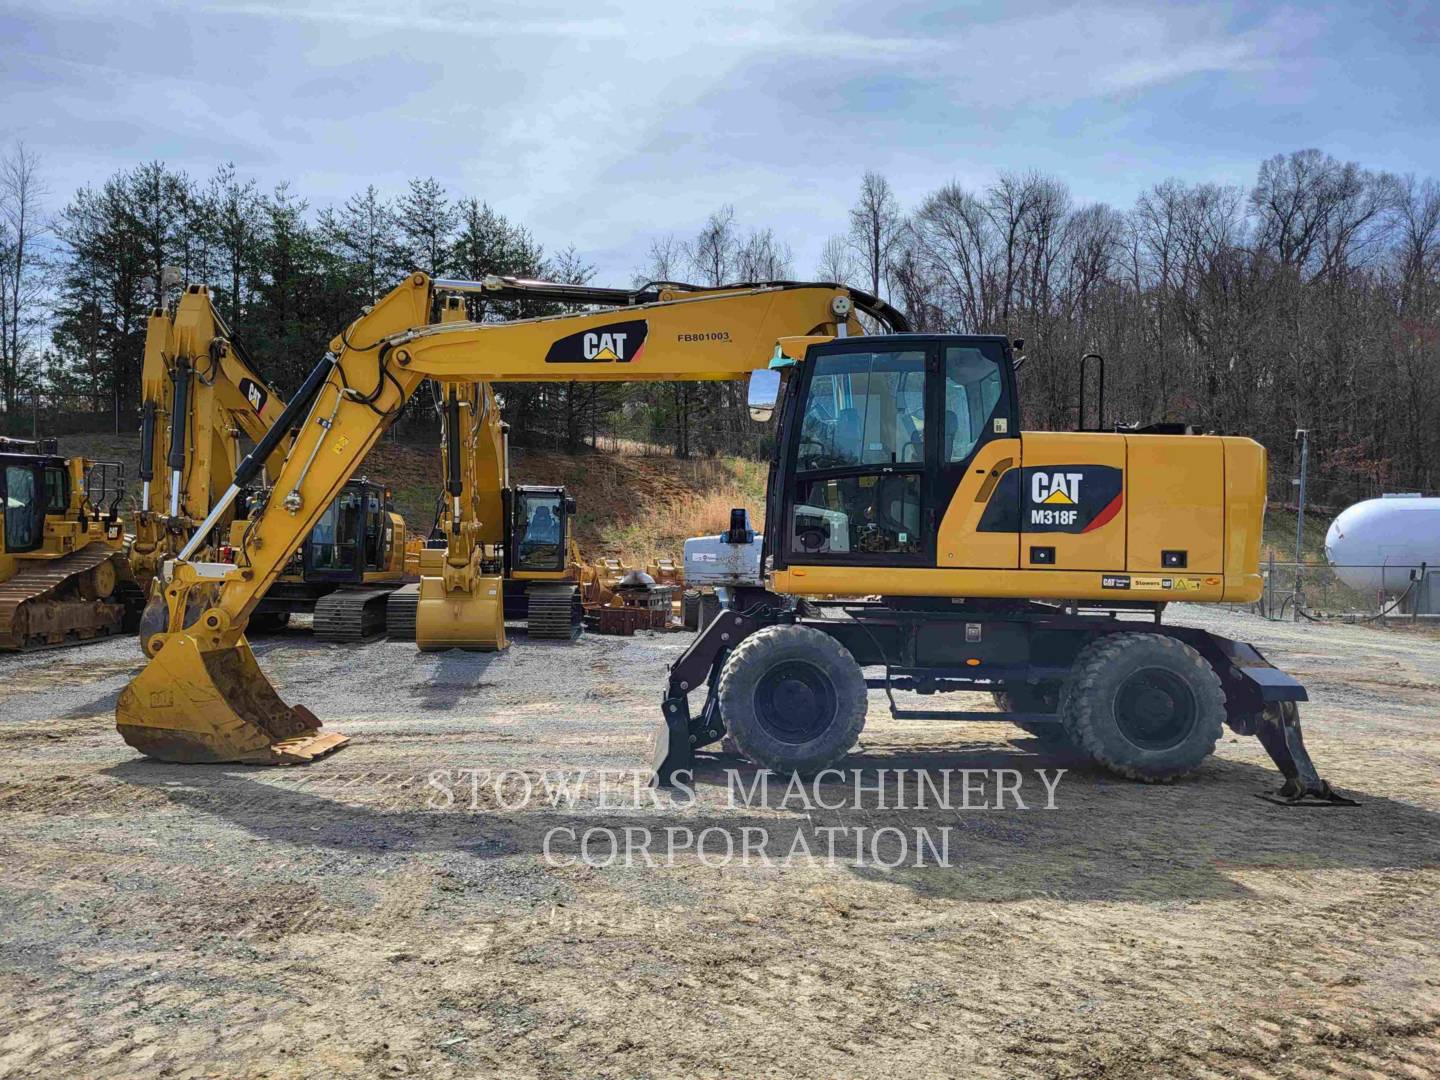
[{"x1": 1324, "y1": 494, "x2": 1440, "y2": 594}]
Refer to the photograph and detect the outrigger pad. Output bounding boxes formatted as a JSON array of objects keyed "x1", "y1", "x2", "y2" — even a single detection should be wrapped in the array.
[
  {"x1": 1253, "y1": 701, "x2": 1359, "y2": 807},
  {"x1": 1257, "y1": 778, "x2": 1360, "y2": 808}
]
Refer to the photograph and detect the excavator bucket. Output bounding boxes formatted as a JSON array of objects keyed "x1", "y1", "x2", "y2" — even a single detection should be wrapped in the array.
[
  {"x1": 116, "y1": 632, "x2": 348, "y2": 764},
  {"x1": 415, "y1": 573, "x2": 508, "y2": 651}
]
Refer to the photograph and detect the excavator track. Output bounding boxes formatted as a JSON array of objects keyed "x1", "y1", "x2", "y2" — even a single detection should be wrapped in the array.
[
  {"x1": 525, "y1": 584, "x2": 583, "y2": 641},
  {"x1": 0, "y1": 543, "x2": 127, "y2": 652},
  {"x1": 312, "y1": 587, "x2": 397, "y2": 643},
  {"x1": 386, "y1": 583, "x2": 419, "y2": 640}
]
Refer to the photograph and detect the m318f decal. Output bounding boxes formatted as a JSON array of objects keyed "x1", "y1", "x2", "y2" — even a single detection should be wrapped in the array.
[{"x1": 978, "y1": 465, "x2": 1124, "y2": 534}]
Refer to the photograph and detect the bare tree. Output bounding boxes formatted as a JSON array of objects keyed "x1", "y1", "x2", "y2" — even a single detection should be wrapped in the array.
[
  {"x1": 634, "y1": 234, "x2": 685, "y2": 285},
  {"x1": 736, "y1": 227, "x2": 793, "y2": 280},
  {"x1": 687, "y1": 205, "x2": 738, "y2": 286},
  {"x1": 816, "y1": 234, "x2": 858, "y2": 285},
  {"x1": 0, "y1": 143, "x2": 48, "y2": 417},
  {"x1": 848, "y1": 172, "x2": 901, "y2": 298}
]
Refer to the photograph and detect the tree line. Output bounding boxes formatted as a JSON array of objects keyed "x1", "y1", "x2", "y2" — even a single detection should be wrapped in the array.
[{"x1": 1, "y1": 146, "x2": 1437, "y2": 505}]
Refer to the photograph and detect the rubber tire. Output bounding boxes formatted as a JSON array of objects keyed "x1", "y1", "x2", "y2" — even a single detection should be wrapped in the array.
[
  {"x1": 992, "y1": 686, "x2": 1071, "y2": 746},
  {"x1": 718, "y1": 624, "x2": 867, "y2": 775},
  {"x1": 1060, "y1": 632, "x2": 1224, "y2": 782},
  {"x1": 682, "y1": 590, "x2": 701, "y2": 631}
]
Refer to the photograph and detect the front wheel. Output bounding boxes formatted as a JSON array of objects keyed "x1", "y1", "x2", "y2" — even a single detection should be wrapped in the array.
[
  {"x1": 1061, "y1": 632, "x2": 1224, "y2": 782},
  {"x1": 718, "y1": 624, "x2": 867, "y2": 775}
]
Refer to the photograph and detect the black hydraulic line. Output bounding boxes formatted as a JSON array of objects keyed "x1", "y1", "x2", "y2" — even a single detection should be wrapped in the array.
[
  {"x1": 232, "y1": 352, "x2": 337, "y2": 490},
  {"x1": 432, "y1": 275, "x2": 912, "y2": 334},
  {"x1": 138, "y1": 401, "x2": 156, "y2": 483},
  {"x1": 167, "y1": 360, "x2": 192, "y2": 472}
]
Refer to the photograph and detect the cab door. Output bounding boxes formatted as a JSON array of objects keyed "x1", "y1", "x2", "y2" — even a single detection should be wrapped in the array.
[{"x1": 779, "y1": 341, "x2": 936, "y2": 569}]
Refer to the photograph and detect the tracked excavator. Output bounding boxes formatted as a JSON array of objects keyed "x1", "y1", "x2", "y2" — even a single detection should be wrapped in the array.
[
  {"x1": 113, "y1": 271, "x2": 1345, "y2": 803},
  {"x1": 135, "y1": 284, "x2": 414, "y2": 650},
  {"x1": 386, "y1": 296, "x2": 603, "y2": 648},
  {"x1": 0, "y1": 437, "x2": 131, "y2": 650},
  {"x1": 383, "y1": 379, "x2": 611, "y2": 647}
]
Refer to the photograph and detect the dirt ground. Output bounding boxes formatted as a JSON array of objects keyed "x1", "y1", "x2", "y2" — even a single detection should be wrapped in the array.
[{"x1": 1, "y1": 605, "x2": 1438, "y2": 1079}]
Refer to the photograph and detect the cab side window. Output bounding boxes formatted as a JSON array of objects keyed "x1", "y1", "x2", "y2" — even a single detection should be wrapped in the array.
[{"x1": 943, "y1": 346, "x2": 1003, "y2": 462}]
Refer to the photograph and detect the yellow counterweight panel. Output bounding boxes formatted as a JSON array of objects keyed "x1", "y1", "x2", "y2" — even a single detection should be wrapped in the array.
[
  {"x1": 1125, "y1": 435, "x2": 1225, "y2": 573},
  {"x1": 1221, "y1": 437, "x2": 1267, "y2": 603}
]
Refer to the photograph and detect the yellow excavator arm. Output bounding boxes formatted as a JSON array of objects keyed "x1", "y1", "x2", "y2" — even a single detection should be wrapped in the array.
[
  {"x1": 132, "y1": 285, "x2": 290, "y2": 592},
  {"x1": 117, "y1": 272, "x2": 875, "y2": 762}
]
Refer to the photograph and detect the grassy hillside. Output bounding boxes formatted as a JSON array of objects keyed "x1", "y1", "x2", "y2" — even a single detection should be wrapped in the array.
[{"x1": 55, "y1": 432, "x2": 767, "y2": 566}]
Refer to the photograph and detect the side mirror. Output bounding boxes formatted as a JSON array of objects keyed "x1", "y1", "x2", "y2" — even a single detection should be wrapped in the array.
[{"x1": 747, "y1": 369, "x2": 781, "y2": 421}]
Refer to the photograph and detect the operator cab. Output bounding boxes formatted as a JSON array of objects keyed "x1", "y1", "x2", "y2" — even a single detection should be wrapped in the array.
[
  {"x1": 0, "y1": 438, "x2": 69, "y2": 555},
  {"x1": 765, "y1": 334, "x2": 1019, "y2": 570},
  {"x1": 506, "y1": 485, "x2": 576, "y2": 576},
  {"x1": 303, "y1": 477, "x2": 395, "y2": 583}
]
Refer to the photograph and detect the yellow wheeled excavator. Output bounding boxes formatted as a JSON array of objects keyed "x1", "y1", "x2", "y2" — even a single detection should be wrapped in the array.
[
  {"x1": 113, "y1": 271, "x2": 1345, "y2": 803},
  {"x1": 0, "y1": 437, "x2": 130, "y2": 650},
  {"x1": 135, "y1": 284, "x2": 415, "y2": 650}
]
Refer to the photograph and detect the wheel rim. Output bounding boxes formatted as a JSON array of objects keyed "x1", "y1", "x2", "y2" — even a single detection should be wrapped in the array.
[
  {"x1": 753, "y1": 659, "x2": 837, "y2": 744},
  {"x1": 1113, "y1": 666, "x2": 1198, "y2": 750}
]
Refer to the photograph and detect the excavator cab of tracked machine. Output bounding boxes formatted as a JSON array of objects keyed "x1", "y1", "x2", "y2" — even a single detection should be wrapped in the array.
[
  {"x1": 301, "y1": 478, "x2": 403, "y2": 585},
  {"x1": 500, "y1": 484, "x2": 585, "y2": 640},
  {"x1": 251, "y1": 477, "x2": 409, "y2": 641},
  {"x1": 506, "y1": 486, "x2": 575, "y2": 578}
]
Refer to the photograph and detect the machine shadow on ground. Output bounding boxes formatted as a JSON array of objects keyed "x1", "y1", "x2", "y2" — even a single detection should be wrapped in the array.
[{"x1": 103, "y1": 735, "x2": 1440, "y2": 906}]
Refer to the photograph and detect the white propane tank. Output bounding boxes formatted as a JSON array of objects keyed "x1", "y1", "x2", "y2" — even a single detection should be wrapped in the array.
[{"x1": 1324, "y1": 494, "x2": 1440, "y2": 594}]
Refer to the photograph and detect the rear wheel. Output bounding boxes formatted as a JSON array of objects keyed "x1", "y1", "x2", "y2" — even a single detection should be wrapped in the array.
[
  {"x1": 718, "y1": 624, "x2": 867, "y2": 775},
  {"x1": 1061, "y1": 633, "x2": 1223, "y2": 782}
]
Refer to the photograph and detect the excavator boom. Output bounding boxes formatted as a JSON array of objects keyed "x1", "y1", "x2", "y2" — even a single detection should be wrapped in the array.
[{"x1": 118, "y1": 274, "x2": 869, "y2": 762}]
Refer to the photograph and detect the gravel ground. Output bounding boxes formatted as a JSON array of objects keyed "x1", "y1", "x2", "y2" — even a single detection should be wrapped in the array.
[{"x1": 1, "y1": 605, "x2": 1438, "y2": 1079}]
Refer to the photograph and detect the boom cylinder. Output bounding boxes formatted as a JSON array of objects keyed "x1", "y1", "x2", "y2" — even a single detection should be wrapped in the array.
[
  {"x1": 446, "y1": 387, "x2": 462, "y2": 534},
  {"x1": 167, "y1": 360, "x2": 192, "y2": 516},
  {"x1": 138, "y1": 400, "x2": 156, "y2": 509}
]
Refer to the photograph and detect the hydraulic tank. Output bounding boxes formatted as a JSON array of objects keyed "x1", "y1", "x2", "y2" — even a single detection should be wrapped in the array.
[{"x1": 1324, "y1": 495, "x2": 1440, "y2": 594}]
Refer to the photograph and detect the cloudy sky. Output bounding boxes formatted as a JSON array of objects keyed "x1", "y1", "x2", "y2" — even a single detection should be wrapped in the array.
[{"x1": 3, "y1": 0, "x2": 1438, "y2": 281}]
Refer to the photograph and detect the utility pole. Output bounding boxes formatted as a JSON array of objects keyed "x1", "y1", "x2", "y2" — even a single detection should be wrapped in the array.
[{"x1": 1292, "y1": 428, "x2": 1309, "y2": 620}]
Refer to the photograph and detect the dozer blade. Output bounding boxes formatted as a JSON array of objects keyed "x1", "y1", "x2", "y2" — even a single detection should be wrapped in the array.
[
  {"x1": 415, "y1": 573, "x2": 508, "y2": 651},
  {"x1": 116, "y1": 632, "x2": 349, "y2": 764}
]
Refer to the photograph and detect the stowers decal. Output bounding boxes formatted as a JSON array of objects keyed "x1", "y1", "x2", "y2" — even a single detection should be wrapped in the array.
[
  {"x1": 977, "y1": 465, "x2": 1124, "y2": 534},
  {"x1": 545, "y1": 319, "x2": 648, "y2": 364}
]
